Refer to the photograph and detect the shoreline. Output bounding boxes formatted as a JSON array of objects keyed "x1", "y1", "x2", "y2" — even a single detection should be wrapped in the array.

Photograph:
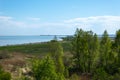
[
  {"x1": 0, "y1": 41, "x2": 49, "y2": 47},
  {"x1": 0, "y1": 40, "x2": 64, "y2": 47}
]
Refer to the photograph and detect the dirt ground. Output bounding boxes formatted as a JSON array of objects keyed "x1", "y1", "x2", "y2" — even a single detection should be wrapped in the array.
[
  {"x1": 0, "y1": 52, "x2": 91, "y2": 80},
  {"x1": 0, "y1": 52, "x2": 33, "y2": 79}
]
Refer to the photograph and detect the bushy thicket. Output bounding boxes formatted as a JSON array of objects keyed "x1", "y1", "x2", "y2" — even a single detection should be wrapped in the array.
[
  {"x1": 0, "y1": 65, "x2": 11, "y2": 80},
  {"x1": 31, "y1": 39, "x2": 66, "y2": 80},
  {"x1": 69, "y1": 29, "x2": 120, "y2": 79},
  {"x1": 30, "y1": 29, "x2": 120, "y2": 80}
]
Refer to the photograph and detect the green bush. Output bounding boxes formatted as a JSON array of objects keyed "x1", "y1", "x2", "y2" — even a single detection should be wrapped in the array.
[
  {"x1": 112, "y1": 73, "x2": 120, "y2": 80},
  {"x1": 70, "y1": 74, "x2": 79, "y2": 80},
  {"x1": 31, "y1": 56, "x2": 58, "y2": 80},
  {"x1": 19, "y1": 76, "x2": 31, "y2": 80},
  {"x1": 0, "y1": 66, "x2": 11, "y2": 80},
  {"x1": 92, "y1": 68, "x2": 109, "y2": 80}
]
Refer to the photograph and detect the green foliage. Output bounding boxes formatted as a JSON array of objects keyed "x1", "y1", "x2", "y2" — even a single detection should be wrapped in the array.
[
  {"x1": 19, "y1": 76, "x2": 32, "y2": 80},
  {"x1": 64, "y1": 67, "x2": 69, "y2": 78},
  {"x1": 99, "y1": 30, "x2": 119, "y2": 75},
  {"x1": 31, "y1": 56, "x2": 58, "y2": 80},
  {"x1": 49, "y1": 40, "x2": 65, "y2": 76},
  {"x1": 99, "y1": 30, "x2": 112, "y2": 67},
  {"x1": 62, "y1": 36, "x2": 73, "y2": 41},
  {"x1": 114, "y1": 29, "x2": 120, "y2": 47},
  {"x1": 92, "y1": 68, "x2": 109, "y2": 80},
  {"x1": 114, "y1": 29, "x2": 120, "y2": 65},
  {"x1": 71, "y1": 28, "x2": 84, "y2": 72},
  {"x1": 71, "y1": 28, "x2": 99, "y2": 73},
  {"x1": 111, "y1": 73, "x2": 120, "y2": 80},
  {"x1": 0, "y1": 66, "x2": 11, "y2": 80},
  {"x1": 1, "y1": 29, "x2": 120, "y2": 80},
  {"x1": 57, "y1": 73, "x2": 65, "y2": 80},
  {"x1": 0, "y1": 41, "x2": 70, "y2": 55},
  {"x1": 0, "y1": 42, "x2": 52, "y2": 55},
  {"x1": 70, "y1": 74, "x2": 79, "y2": 80}
]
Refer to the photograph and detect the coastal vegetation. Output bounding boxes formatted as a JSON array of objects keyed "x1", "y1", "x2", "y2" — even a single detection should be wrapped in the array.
[{"x1": 0, "y1": 29, "x2": 120, "y2": 80}]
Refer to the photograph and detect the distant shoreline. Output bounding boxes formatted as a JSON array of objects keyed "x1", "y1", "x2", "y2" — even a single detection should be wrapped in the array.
[
  {"x1": 0, "y1": 34, "x2": 115, "y2": 36},
  {"x1": 0, "y1": 35, "x2": 115, "y2": 47},
  {"x1": 0, "y1": 41, "x2": 48, "y2": 47}
]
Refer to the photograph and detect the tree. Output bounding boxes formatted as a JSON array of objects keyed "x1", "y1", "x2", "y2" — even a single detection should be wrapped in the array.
[
  {"x1": 71, "y1": 28, "x2": 99, "y2": 73},
  {"x1": 109, "y1": 29, "x2": 120, "y2": 74},
  {"x1": 71, "y1": 28, "x2": 84, "y2": 72},
  {"x1": 31, "y1": 56, "x2": 58, "y2": 80},
  {"x1": 70, "y1": 74, "x2": 79, "y2": 80},
  {"x1": 88, "y1": 33, "x2": 99, "y2": 73},
  {"x1": 49, "y1": 39, "x2": 65, "y2": 76},
  {"x1": 114, "y1": 29, "x2": 120, "y2": 64},
  {"x1": 114, "y1": 29, "x2": 120, "y2": 48},
  {"x1": 92, "y1": 68, "x2": 109, "y2": 80},
  {"x1": 99, "y1": 30, "x2": 112, "y2": 67}
]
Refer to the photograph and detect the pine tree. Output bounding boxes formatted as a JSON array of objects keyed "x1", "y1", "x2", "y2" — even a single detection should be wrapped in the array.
[
  {"x1": 99, "y1": 30, "x2": 112, "y2": 67},
  {"x1": 114, "y1": 29, "x2": 120, "y2": 47},
  {"x1": 49, "y1": 39, "x2": 65, "y2": 77},
  {"x1": 71, "y1": 28, "x2": 84, "y2": 72},
  {"x1": 113, "y1": 29, "x2": 120, "y2": 66},
  {"x1": 89, "y1": 33, "x2": 99, "y2": 73},
  {"x1": 71, "y1": 28, "x2": 99, "y2": 73}
]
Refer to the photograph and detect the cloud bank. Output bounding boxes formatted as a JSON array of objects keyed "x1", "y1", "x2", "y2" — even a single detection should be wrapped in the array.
[
  {"x1": 0, "y1": 15, "x2": 120, "y2": 35},
  {"x1": 28, "y1": 17, "x2": 40, "y2": 21},
  {"x1": 64, "y1": 16, "x2": 120, "y2": 34}
]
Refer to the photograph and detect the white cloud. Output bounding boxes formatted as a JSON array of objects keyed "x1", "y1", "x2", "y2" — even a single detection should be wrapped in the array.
[
  {"x1": 64, "y1": 16, "x2": 120, "y2": 23},
  {"x1": 0, "y1": 16, "x2": 27, "y2": 28},
  {"x1": 28, "y1": 17, "x2": 40, "y2": 21},
  {"x1": 64, "y1": 16, "x2": 120, "y2": 34},
  {"x1": 0, "y1": 15, "x2": 120, "y2": 35},
  {"x1": 0, "y1": 16, "x2": 12, "y2": 21}
]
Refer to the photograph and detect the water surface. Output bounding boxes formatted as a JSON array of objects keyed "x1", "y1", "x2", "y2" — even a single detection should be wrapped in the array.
[{"x1": 0, "y1": 35, "x2": 66, "y2": 46}]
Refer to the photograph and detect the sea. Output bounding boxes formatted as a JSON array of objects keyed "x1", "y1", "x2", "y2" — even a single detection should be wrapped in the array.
[{"x1": 0, "y1": 35, "x2": 67, "y2": 46}]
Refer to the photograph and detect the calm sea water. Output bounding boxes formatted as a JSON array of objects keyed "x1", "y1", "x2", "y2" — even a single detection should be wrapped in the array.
[{"x1": 0, "y1": 35, "x2": 66, "y2": 46}]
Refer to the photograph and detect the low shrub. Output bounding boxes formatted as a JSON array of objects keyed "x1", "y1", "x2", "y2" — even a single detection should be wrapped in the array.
[{"x1": 0, "y1": 65, "x2": 11, "y2": 80}]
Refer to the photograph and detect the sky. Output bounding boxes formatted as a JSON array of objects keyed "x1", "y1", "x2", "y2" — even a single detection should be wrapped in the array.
[{"x1": 0, "y1": 0, "x2": 120, "y2": 35}]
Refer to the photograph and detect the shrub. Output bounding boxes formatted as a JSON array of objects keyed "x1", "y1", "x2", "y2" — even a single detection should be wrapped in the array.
[
  {"x1": 31, "y1": 56, "x2": 58, "y2": 80},
  {"x1": 92, "y1": 68, "x2": 108, "y2": 80},
  {"x1": 0, "y1": 65, "x2": 11, "y2": 80},
  {"x1": 70, "y1": 74, "x2": 79, "y2": 80}
]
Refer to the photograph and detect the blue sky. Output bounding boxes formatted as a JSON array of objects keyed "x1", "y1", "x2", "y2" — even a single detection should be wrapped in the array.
[{"x1": 0, "y1": 0, "x2": 120, "y2": 35}]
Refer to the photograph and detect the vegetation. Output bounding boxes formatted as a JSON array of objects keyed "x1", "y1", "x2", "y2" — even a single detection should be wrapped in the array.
[
  {"x1": 31, "y1": 56, "x2": 58, "y2": 80},
  {"x1": 0, "y1": 65, "x2": 11, "y2": 80},
  {"x1": 70, "y1": 28, "x2": 120, "y2": 79},
  {"x1": 0, "y1": 28, "x2": 120, "y2": 80},
  {"x1": 0, "y1": 41, "x2": 70, "y2": 55},
  {"x1": 0, "y1": 50, "x2": 11, "y2": 59},
  {"x1": 49, "y1": 39, "x2": 65, "y2": 76},
  {"x1": 71, "y1": 29, "x2": 99, "y2": 73}
]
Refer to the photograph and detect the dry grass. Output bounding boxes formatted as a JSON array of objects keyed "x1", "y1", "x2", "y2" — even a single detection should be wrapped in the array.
[{"x1": 0, "y1": 52, "x2": 30, "y2": 78}]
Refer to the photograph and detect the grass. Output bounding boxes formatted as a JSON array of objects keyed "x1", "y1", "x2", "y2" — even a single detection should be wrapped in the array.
[{"x1": 0, "y1": 41, "x2": 71, "y2": 55}]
